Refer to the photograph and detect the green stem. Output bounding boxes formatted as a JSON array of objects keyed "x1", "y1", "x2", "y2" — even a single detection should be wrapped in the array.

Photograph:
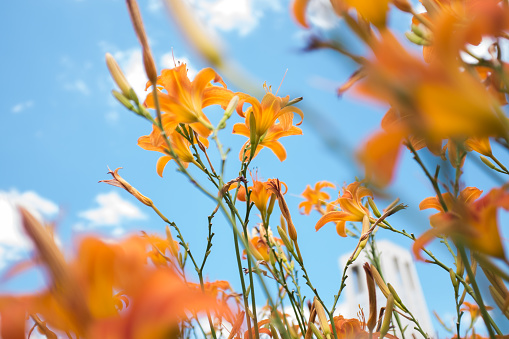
[
  {"x1": 457, "y1": 246, "x2": 500, "y2": 338},
  {"x1": 243, "y1": 214, "x2": 260, "y2": 339},
  {"x1": 232, "y1": 218, "x2": 253, "y2": 339},
  {"x1": 490, "y1": 154, "x2": 509, "y2": 174}
]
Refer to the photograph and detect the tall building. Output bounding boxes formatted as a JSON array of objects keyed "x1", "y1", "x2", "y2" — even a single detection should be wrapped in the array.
[{"x1": 338, "y1": 240, "x2": 435, "y2": 338}]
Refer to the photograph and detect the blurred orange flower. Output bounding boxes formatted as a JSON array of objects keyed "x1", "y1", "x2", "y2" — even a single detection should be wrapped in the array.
[
  {"x1": 292, "y1": 0, "x2": 389, "y2": 28},
  {"x1": 299, "y1": 181, "x2": 336, "y2": 215},
  {"x1": 315, "y1": 181, "x2": 372, "y2": 237},
  {"x1": 412, "y1": 0, "x2": 509, "y2": 65},
  {"x1": 0, "y1": 209, "x2": 220, "y2": 338},
  {"x1": 414, "y1": 186, "x2": 509, "y2": 259},
  {"x1": 461, "y1": 301, "x2": 494, "y2": 325},
  {"x1": 232, "y1": 91, "x2": 303, "y2": 161}
]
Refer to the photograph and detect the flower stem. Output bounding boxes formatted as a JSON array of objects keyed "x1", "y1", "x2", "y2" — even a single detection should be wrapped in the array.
[{"x1": 457, "y1": 246, "x2": 500, "y2": 338}]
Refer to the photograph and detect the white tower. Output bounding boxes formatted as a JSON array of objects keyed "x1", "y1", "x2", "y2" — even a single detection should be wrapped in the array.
[{"x1": 338, "y1": 240, "x2": 435, "y2": 338}]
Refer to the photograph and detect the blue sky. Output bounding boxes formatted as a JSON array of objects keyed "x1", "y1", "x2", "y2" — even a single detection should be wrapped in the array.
[{"x1": 1, "y1": 0, "x2": 508, "y2": 337}]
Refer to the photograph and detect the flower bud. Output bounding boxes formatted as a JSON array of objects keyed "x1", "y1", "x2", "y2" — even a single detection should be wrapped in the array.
[
  {"x1": 106, "y1": 53, "x2": 133, "y2": 98},
  {"x1": 387, "y1": 283, "x2": 407, "y2": 312},
  {"x1": 480, "y1": 262, "x2": 508, "y2": 300},
  {"x1": 217, "y1": 95, "x2": 239, "y2": 130},
  {"x1": 305, "y1": 303, "x2": 317, "y2": 339},
  {"x1": 112, "y1": 90, "x2": 135, "y2": 112},
  {"x1": 370, "y1": 265, "x2": 390, "y2": 298},
  {"x1": 277, "y1": 226, "x2": 293, "y2": 252},
  {"x1": 449, "y1": 268, "x2": 458, "y2": 293},
  {"x1": 143, "y1": 49, "x2": 158, "y2": 85},
  {"x1": 267, "y1": 195, "x2": 277, "y2": 218},
  {"x1": 308, "y1": 323, "x2": 325, "y2": 339},
  {"x1": 270, "y1": 325, "x2": 280, "y2": 339},
  {"x1": 249, "y1": 112, "x2": 258, "y2": 159},
  {"x1": 248, "y1": 240, "x2": 264, "y2": 261},
  {"x1": 456, "y1": 253, "x2": 465, "y2": 278},
  {"x1": 368, "y1": 197, "x2": 381, "y2": 218},
  {"x1": 314, "y1": 297, "x2": 331, "y2": 337},
  {"x1": 480, "y1": 156, "x2": 503, "y2": 173},
  {"x1": 363, "y1": 263, "x2": 377, "y2": 333},
  {"x1": 126, "y1": 0, "x2": 158, "y2": 84},
  {"x1": 489, "y1": 286, "x2": 509, "y2": 317},
  {"x1": 405, "y1": 32, "x2": 430, "y2": 46},
  {"x1": 379, "y1": 293, "x2": 394, "y2": 338},
  {"x1": 269, "y1": 250, "x2": 276, "y2": 266}
]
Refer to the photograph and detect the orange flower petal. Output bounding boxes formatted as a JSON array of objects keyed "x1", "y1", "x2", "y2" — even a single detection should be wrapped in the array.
[
  {"x1": 315, "y1": 211, "x2": 351, "y2": 231},
  {"x1": 292, "y1": 0, "x2": 311, "y2": 28},
  {"x1": 156, "y1": 156, "x2": 172, "y2": 177}
]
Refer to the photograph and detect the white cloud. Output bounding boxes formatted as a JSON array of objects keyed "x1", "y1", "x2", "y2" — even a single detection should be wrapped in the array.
[
  {"x1": 148, "y1": 0, "x2": 163, "y2": 12},
  {"x1": 190, "y1": 0, "x2": 282, "y2": 36},
  {"x1": 0, "y1": 190, "x2": 59, "y2": 268},
  {"x1": 78, "y1": 191, "x2": 146, "y2": 227},
  {"x1": 11, "y1": 100, "x2": 34, "y2": 114},
  {"x1": 307, "y1": 0, "x2": 339, "y2": 29},
  {"x1": 63, "y1": 79, "x2": 90, "y2": 96}
]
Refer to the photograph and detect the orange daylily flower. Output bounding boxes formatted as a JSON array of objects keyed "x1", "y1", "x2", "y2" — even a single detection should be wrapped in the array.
[
  {"x1": 143, "y1": 231, "x2": 180, "y2": 267},
  {"x1": 419, "y1": 186, "x2": 484, "y2": 226},
  {"x1": 299, "y1": 181, "x2": 336, "y2": 215},
  {"x1": 315, "y1": 181, "x2": 372, "y2": 237},
  {"x1": 138, "y1": 114, "x2": 207, "y2": 176},
  {"x1": 242, "y1": 227, "x2": 285, "y2": 262},
  {"x1": 144, "y1": 63, "x2": 234, "y2": 138},
  {"x1": 188, "y1": 280, "x2": 242, "y2": 326},
  {"x1": 331, "y1": 315, "x2": 364, "y2": 338},
  {"x1": 461, "y1": 301, "x2": 494, "y2": 325},
  {"x1": 414, "y1": 186, "x2": 509, "y2": 260},
  {"x1": 232, "y1": 91, "x2": 303, "y2": 161},
  {"x1": 233, "y1": 174, "x2": 287, "y2": 220},
  {"x1": 330, "y1": 315, "x2": 399, "y2": 339}
]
